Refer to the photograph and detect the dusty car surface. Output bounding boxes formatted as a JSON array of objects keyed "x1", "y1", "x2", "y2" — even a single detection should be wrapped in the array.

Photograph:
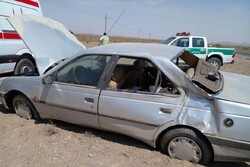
[{"x1": 1, "y1": 16, "x2": 250, "y2": 165}]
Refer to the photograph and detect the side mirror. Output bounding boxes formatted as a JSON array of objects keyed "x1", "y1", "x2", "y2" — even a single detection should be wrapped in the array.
[{"x1": 42, "y1": 75, "x2": 53, "y2": 84}]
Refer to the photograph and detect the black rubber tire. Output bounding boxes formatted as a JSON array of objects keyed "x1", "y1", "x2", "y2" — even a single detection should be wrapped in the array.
[
  {"x1": 12, "y1": 94, "x2": 41, "y2": 120},
  {"x1": 160, "y1": 127, "x2": 213, "y2": 165},
  {"x1": 207, "y1": 57, "x2": 221, "y2": 70},
  {"x1": 14, "y1": 58, "x2": 35, "y2": 76}
]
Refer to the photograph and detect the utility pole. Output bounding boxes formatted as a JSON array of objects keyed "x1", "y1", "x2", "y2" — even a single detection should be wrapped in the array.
[
  {"x1": 138, "y1": 28, "x2": 140, "y2": 39},
  {"x1": 104, "y1": 14, "x2": 107, "y2": 33}
]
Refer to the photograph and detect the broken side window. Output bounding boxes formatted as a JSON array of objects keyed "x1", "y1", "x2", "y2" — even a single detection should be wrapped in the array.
[
  {"x1": 173, "y1": 51, "x2": 222, "y2": 94},
  {"x1": 108, "y1": 57, "x2": 180, "y2": 96}
]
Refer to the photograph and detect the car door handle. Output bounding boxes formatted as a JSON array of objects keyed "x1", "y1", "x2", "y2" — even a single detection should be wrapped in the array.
[
  {"x1": 84, "y1": 97, "x2": 94, "y2": 103},
  {"x1": 160, "y1": 108, "x2": 172, "y2": 114}
]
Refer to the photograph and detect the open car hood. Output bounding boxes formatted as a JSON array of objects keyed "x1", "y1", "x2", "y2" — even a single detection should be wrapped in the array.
[{"x1": 8, "y1": 15, "x2": 86, "y2": 75}]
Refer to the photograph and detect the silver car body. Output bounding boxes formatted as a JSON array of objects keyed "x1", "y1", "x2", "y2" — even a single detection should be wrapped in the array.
[{"x1": 0, "y1": 16, "x2": 250, "y2": 162}]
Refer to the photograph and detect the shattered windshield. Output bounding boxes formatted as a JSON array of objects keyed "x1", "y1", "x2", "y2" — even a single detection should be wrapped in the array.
[
  {"x1": 162, "y1": 36, "x2": 176, "y2": 44},
  {"x1": 173, "y1": 51, "x2": 222, "y2": 94}
]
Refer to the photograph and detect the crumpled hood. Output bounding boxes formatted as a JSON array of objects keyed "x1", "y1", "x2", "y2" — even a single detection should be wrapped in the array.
[
  {"x1": 215, "y1": 71, "x2": 250, "y2": 105},
  {"x1": 8, "y1": 15, "x2": 86, "y2": 75}
]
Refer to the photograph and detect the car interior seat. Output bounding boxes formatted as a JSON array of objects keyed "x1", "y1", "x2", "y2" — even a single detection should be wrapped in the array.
[
  {"x1": 120, "y1": 60, "x2": 145, "y2": 89},
  {"x1": 186, "y1": 68, "x2": 195, "y2": 79},
  {"x1": 109, "y1": 66, "x2": 126, "y2": 89}
]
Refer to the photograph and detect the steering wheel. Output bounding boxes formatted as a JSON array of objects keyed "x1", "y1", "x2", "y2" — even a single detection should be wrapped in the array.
[{"x1": 73, "y1": 65, "x2": 92, "y2": 85}]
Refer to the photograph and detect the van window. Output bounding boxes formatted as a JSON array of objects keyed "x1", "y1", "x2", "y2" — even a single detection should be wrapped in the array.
[
  {"x1": 0, "y1": 1, "x2": 40, "y2": 16},
  {"x1": 1, "y1": 18, "x2": 15, "y2": 32}
]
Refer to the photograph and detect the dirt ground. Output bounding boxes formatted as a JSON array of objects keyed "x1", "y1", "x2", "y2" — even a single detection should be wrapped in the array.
[{"x1": 0, "y1": 43, "x2": 250, "y2": 167}]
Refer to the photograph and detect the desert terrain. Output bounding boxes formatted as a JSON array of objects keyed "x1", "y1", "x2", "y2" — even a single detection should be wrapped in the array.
[{"x1": 0, "y1": 41, "x2": 250, "y2": 167}]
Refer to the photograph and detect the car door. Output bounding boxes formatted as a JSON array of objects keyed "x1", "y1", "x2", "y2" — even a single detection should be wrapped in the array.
[
  {"x1": 37, "y1": 54, "x2": 112, "y2": 128},
  {"x1": 188, "y1": 37, "x2": 207, "y2": 59},
  {"x1": 98, "y1": 57, "x2": 185, "y2": 142}
]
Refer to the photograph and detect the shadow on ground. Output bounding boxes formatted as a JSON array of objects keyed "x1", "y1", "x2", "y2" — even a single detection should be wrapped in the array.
[
  {"x1": 0, "y1": 103, "x2": 13, "y2": 113},
  {"x1": 39, "y1": 119, "x2": 250, "y2": 167},
  {"x1": 48, "y1": 119, "x2": 153, "y2": 151}
]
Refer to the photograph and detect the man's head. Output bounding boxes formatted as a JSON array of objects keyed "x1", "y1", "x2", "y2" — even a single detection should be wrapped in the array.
[{"x1": 104, "y1": 32, "x2": 107, "y2": 35}]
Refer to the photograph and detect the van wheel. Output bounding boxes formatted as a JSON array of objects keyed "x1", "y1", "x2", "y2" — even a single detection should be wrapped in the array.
[
  {"x1": 207, "y1": 58, "x2": 221, "y2": 70},
  {"x1": 14, "y1": 58, "x2": 35, "y2": 76},
  {"x1": 160, "y1": 128, "x2": 212, "y2": 165}
]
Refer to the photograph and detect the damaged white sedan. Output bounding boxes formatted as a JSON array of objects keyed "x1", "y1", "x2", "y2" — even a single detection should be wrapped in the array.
[{"x1": 0, "y1": 15, "x2": 250, "y2": 165}]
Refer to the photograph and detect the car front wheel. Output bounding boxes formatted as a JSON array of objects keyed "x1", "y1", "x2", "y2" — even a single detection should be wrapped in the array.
[
  {"x1": 12, "y1": 94, "x2": 40, "y2": 120},
  {"x1": 160, "y1": 127, "x2": 212, "y2": 165}
]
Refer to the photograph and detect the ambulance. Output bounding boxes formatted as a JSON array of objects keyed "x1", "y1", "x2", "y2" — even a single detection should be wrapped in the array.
[{"x1": 0, "y1": 0, "x2": 43, "y2": 75}]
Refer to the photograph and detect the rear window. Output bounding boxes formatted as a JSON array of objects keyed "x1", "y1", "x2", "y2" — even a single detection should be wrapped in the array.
[{"x1": 192, "y1": 38, "x2": 204, "y2": 47}]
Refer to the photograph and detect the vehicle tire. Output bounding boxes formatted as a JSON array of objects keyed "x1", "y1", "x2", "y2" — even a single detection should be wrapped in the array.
[
  {"x1": 160, "y1": 127, "x2": 212, "y2": 165},
  {"x1": 12, "y1": 94, "x2": 40, "y2": 120},
  {"x1": 207, "y1": 57, "x2": 221, "y2": 70},
  {"x1": 14, "y1": 58, "x2": 35, "y2": 76}
]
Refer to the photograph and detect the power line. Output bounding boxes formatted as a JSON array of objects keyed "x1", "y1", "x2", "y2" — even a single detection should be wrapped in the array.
[
  {"x1": 107, "y1": 9, "x2": 126, "y2": 34},
  {"x1": 77, "y1": 9, "x2": 158, "y2": 39},
  {"x1": 113, "y1": 21, "x2": 154, "y2": 39}
]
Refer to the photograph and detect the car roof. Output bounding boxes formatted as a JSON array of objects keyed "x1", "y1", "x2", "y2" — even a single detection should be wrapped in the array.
[{"x1": 87, "y1": 43, "x2": 184, "y2": 60}]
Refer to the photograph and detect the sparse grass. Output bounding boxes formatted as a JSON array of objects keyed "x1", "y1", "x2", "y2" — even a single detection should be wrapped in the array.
[
  {"x1": 43, "y1": 119, "x2": 58, "y2": 136},
  {"x1": 209, "y1": 44, "x2": 250, "y2": 53},
  {"x1": 75, "y1": 33, "x2": 161, "y2": 44}
]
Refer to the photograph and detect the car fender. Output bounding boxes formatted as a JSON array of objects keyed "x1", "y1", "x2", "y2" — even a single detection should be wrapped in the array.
[
  {"x1": 177, "y1": 93, "x2": 218, "y2": 134},
  {"x1": 207, "y1": 52, "x2": 224, "y2": 63},
  {"x1": 152, "y1": 120, "x2": 177, "y2": 148}
]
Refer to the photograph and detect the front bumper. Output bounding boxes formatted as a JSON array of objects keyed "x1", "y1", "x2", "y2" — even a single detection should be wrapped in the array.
[{"x1": 206, "y1": 135, "x2": 250, "y2": 162}]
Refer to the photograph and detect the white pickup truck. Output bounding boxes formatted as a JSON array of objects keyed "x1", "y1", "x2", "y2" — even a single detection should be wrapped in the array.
[{"x1": 162, "y1": 33, "x2": 235, "y2": 69}]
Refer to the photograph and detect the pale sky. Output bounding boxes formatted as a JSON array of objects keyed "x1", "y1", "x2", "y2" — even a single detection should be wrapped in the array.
[{"x1": 39, "y1": 0, "x2": 250, "y2": 44}]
